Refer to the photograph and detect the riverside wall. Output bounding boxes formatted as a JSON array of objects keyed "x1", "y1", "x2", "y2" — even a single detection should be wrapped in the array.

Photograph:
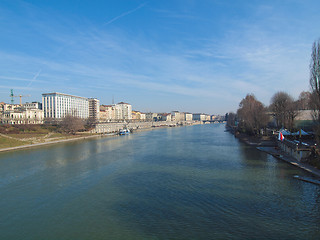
[{"x1": 91, "y1": 121, "x2": 201, "y2": 134}]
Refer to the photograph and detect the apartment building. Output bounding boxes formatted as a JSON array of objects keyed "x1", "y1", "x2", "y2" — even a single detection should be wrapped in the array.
[
  {"x1": 171, "y1": 111, "x2": 185, "y2": 122},
  {"x1": 88, "y1": 98, "x2": 100, "y2": 122},
  {"x1": 116, "y1": 102, "x2": 132, "y2": 120},
  {"x1": 185, "y1": 113, "x2": 193, "y2": 121},
  {"x1": 193, "y1": 113, "x2": 207, "y2": 121},
  {"x1": 42, "y1": 92, "x2": 89, "y2": 119},
  {"x1": 99, "y1": 105, "x2": 115, "y2": 122}
]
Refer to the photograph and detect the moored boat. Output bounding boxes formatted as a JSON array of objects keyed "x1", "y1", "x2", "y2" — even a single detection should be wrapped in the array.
[{"x1": 119, "y1": 129, "x2": 130, "y2": 135}]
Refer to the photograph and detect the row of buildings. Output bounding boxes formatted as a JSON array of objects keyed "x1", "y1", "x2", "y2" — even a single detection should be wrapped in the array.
[{"x1": 1, "y1": 92, "x2": 217, "y2": 125}]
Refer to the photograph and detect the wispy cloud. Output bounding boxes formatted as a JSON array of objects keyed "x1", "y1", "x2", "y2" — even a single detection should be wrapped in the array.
[
  {"x1": 103, "y1": 2, "x2": 148, "y2": 26},
  {"x1": 0, "y1": 0, "x2": 318, "y2": 114},
  {"x1": 27, "y1": 69, "x2": 42, "y2": 87}
]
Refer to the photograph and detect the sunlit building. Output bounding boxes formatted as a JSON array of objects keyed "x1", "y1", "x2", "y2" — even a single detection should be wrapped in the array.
[{"x1": 42, "y1": 92, "x2": 89, "y2": 119}]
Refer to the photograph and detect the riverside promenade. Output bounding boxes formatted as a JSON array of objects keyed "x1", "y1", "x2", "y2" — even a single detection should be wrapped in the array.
[{"x1": 257, "y1": 146, "x2": 320, "y2": 181}]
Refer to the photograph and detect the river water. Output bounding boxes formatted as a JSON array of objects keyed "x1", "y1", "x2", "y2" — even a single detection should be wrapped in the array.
[{"x1": 0, "y1": 124, "x2": 320, "y2": 239}]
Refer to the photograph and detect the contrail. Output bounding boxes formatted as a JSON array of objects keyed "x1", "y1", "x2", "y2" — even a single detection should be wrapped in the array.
[
  {"x1": 27, "y1": 69, "x2": 42, "y2": 87},
  {"x1": 104, "y1": 2, "x2": 148, "y2": 26}
]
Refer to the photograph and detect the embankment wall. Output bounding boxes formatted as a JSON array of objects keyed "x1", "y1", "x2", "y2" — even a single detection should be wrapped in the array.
[{"x1": 91, "y1": 121, "x2": 200, "y2": 133}]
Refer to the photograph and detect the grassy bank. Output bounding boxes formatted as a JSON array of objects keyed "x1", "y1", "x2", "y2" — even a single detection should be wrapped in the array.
[
  {"x1": 0, "y1": 136, "x2": 29, "y2": 149},
  {"x1": 0, "y1": 124, "x2": 96, "y2": 151}
]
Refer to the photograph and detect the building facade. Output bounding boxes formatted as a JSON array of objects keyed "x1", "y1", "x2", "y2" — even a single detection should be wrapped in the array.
[
  {"x1": 116, "y1": 102, "x2": 132, "y2": 120},
  {"x1": 99, "y1": 105, "x2": 115, "y2": 122},
  {"x1": 193, "y1": 113, "x2": 206, "y2": 121},
  {"x1": 23, "y1": 102, "x2": 42, "y2": 110},
  {"x1": 42, "y1": 92, "x2": 89, "y2": 119},
  {"x1": 171, "y1": 111, "x2": 185, "y2": 122},
  {"x1": 1, "y1": 108, "x2": 44, "y2": 124},
  {"x1": 88, "y1": 98, "x2": 100, "y2": 122},
  {"x1": 185, "y1": 113, "x2": 193, "y2": 121}
]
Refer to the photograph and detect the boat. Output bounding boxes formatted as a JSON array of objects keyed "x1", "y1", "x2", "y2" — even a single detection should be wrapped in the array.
[{"x1": 119, "y1": 129, "x2": 130, "y2": 135}]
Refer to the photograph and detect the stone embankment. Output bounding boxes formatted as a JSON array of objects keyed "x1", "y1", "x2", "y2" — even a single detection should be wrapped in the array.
[
  {"x1": 91, "y1": 121, "x2": 200, "y2": 134},
  {"x1": 257, "y1": 146, "x2": 320, "y2": 182},
  {"x1": 226, "y1": 127, "x2": 320, "y2": 183}
]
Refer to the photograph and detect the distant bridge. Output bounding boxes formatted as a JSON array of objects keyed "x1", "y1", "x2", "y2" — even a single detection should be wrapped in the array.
[{"x1": 202, "y1": 120, "x2": 226, "y2": 124}]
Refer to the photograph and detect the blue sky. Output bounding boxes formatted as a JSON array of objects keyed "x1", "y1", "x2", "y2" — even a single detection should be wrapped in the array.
[{"x1": 0, "y1": 0, "x2": 319, "y2": 114}]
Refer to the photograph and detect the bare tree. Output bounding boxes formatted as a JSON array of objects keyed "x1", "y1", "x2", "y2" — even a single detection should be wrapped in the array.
[
  {"x1": 270, "y1": 91, "x2": 298, "y2": 130},
  {"x1": 310, "y1": 39, "x2": 320, "y2": 123},
  {"x1": 60, "y1": 115, "x2": 85, "y2": 134},
  {"x1": 237, "y1": 94, "x2": 268, "y2": 135},
  {"x1": 297, "y1": 91, "x2": 312, "y2": 110}
]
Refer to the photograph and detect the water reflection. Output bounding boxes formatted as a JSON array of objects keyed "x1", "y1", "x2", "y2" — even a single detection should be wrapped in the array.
[{"x1": 0, "y1": 124, "x2": 320, "y2": 240}]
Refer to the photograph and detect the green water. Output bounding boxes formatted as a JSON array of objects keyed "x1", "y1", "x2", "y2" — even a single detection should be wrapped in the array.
[{"x1": 0, "y1": 124, "x2": 320, "y2": 239}]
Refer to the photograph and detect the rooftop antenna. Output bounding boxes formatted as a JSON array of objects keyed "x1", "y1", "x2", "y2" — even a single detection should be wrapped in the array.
[{"x1": 112, "y1": 95, "x2": 114, "y2": 105}]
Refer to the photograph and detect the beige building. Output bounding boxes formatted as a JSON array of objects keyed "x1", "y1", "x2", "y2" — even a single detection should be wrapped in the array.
[
  {"x1": 99, "y1": 102, "x2": 132, "y2": 122},
  {"x1": 1, "y1": 108, "x2": 44, "y2": 124},
  {"x1": 99, "y1": 105, "x2": 115, "y2": 122},
  {"x1": 1, "y1": 103, "x2": 21, "y2": 112},
  {"x1": 132, "y1": 111, "x2": 146, "y2": 121},
  {"x1": 140, "y1": 113, "x2": 146, "y2": 121},
  {"x1": 88, "y1": 98, "x2": 100, "y2": 122}
]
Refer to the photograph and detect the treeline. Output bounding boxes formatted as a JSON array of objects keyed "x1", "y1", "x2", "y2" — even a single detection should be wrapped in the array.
[
  {"x1": 226, "y1": 91, "x2": 312, "y2": 135},
  {"x1": 226, "y1": 38, "x2": 320, "y2": 140},
  {"x1": 0, "y1": 116, "x2": 95, "y2": 135}
]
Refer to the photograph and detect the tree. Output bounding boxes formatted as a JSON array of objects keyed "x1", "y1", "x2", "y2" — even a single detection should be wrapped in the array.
[
  {"x1": 309, "y1": 39, "x2": 320, "y2": 143},
  {"x1": 237, "y1": 94, "x2": 268, "y2": 135},
  {"x1": 310, "y1": 39, "x2": 320, "y2": 123},
  {"x1": 297, "y1": 91, "x2": 312, "y2": 110},
  {"x1": 226, "y1": 112, "x2": 237, "y2": 128},
  {"x1": 270, "y1": 91, "x2": 298, "y2": 130},
  {"x1": 60, "y1": 115, "x2": 85, "y2": 134}
]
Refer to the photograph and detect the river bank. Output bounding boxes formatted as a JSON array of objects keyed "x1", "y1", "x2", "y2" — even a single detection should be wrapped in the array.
[
  {"x1": 225, "y1": 127, "x2": 320, "y2": 180},
  {"x1": 257, "y1": 146, "x2": 320, "y2": 181},
  {"x1": 234, "y1": 131, "x2": 277, "y2": 147},
  {"x1": 0, "y1": 133, "x2": 113, "y2": 153},
  {"x1": 228, "y1": 129, "x2": 320, "y2": 181},
  {"x1": 0, "y1": 121, "x2": 200, "y2": 153}
]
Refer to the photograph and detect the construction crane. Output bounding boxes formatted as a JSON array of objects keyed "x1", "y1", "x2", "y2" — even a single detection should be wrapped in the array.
[{"x1": 10, "y1": 89, "x2": 30, "y2": 105}]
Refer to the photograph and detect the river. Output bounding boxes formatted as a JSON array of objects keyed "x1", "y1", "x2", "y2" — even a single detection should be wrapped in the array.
[{"x1": 0, "y1": 124, "x2": 320, "y2": 239}]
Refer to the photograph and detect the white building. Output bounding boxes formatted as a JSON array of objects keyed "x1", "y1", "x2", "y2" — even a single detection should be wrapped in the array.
[
  {"x1": 185, "y1": 113, "x2": 193, "y2": 121},
  {"x1": 116, "y1": 102, "x2": 132, "y2": 120},
  {"x1": 42, "y1": 92, "x2": 89, "y2": 119}
]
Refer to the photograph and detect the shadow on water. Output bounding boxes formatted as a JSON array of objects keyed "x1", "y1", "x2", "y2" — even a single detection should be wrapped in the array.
[{"x1": 111, "y1": 169, "x2": 319, "y2": 240}]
